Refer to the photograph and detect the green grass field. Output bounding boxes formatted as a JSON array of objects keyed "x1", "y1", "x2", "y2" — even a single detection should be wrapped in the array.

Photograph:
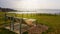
[
  {"x1": 13, "y1": 13, "x2": 60, "y2": 34},
  {"x1": 37, "y1": 15, "x2": 60, "y2": 34},
  {"x1": 0, "y1": 12, "x2": 60, "y2": 34}
]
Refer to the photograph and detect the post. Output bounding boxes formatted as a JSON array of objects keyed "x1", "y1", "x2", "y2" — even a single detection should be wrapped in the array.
[
  {"x1": 4, "y1": 12, "x2": 7, "y2": 27},
  {"x1": 35, "y1": 10, "x2": 37, "y2": 25},
  {"x1": 19, "y1": 12, "x2": 23, "y2": 34},
  {"x1": 10, "y1": 17, "x2": 14, "y2": 31}
]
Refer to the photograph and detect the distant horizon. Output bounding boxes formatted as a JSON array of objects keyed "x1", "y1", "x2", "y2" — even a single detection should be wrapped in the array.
[
  {"x1": 0, "y1": 7, "x2": 60, "y2": 14},
  {"x1": 8, "y1": 11, "x2": 60, "y2": 14}
]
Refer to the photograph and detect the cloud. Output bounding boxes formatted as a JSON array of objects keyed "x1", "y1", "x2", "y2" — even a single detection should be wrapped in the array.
[{"x1": 0, "y1": 0, "x2": 60, "y2": 9}]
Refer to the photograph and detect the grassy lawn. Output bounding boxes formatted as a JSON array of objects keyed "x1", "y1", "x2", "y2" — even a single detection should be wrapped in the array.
[
  {"x1": 0, "y1": 12, "x2": 5, "y2": 25},
  {"x1": 37, "y1": 15, "x2": 60, "y2": 34}
]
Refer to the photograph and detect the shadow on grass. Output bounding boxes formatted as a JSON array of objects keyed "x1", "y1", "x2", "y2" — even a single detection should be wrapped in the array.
[
  {"x1": 22, "y1": 31, "x2": 28, "y2": 34},
  {"x1": 42, "y1": 27, "x2": 55, "y2": 34},
  {"x1": 0, "y1": 28, "x2": 17, "y2": 34}
]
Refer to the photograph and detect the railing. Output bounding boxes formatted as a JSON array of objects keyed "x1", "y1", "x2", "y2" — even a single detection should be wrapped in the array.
[
  {"x1": 0, "y1": 11, "x2": 48, "y2": 34},
  {"x1": 4, "y1": 11, "x2": 37, "y2": 34}
]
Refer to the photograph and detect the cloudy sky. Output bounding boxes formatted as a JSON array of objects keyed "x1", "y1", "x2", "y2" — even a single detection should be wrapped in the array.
[{"x1": 0, "y1": 0, "x2": 60, "y2": 13}]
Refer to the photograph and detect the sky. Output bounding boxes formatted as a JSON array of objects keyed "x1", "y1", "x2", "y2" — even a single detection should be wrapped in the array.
[{"x1": 0, "y1": 0, "x2": 60, "y2": 13}]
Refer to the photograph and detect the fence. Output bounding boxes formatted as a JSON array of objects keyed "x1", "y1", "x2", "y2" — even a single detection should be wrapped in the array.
[
  {"x1": 0, "y1": 11, "x2": 49, "y2": 34},
  {"x1": 4, "y1": 11, "x2": 37, "y2": 34}
]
